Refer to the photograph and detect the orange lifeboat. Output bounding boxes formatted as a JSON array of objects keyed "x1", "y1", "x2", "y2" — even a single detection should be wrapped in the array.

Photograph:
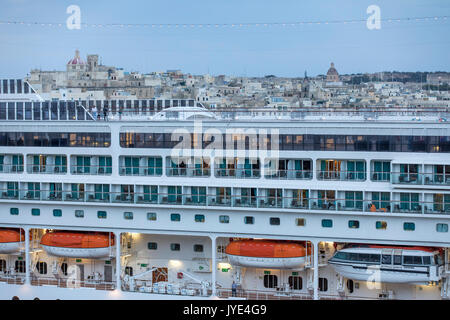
[
  {"x1": 225, "y1": 240, "x2": 311, "y2": 269},
  {"x1": 0, "y1": 228, "x2": 25, "y2": 254},
  {"x1": 40, "y1": 231, "x2": 115, "y2": 258}
]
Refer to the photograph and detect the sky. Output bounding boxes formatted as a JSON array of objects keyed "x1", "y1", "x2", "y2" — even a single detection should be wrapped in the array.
[{"x1": 0, "y1": 0, "x2": 449, "y2": 78}]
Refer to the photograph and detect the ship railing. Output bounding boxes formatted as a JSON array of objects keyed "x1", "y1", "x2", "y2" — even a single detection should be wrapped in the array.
[
  {"x1": 2, "y1": 187, "x2": 450, "y2": 215},
  {"x1": 70, "y1": 165, "x2": 112, "y2": 175},
  {"x1": 119, "y1": 166, "x2": 163, "y2": 176},
  {"x1": 392, "y1": 172, "x2": 450, "y2": 186},
  {"x1": 216, "y1": 288, "x2": 313, "y2": 300},
  {"x1": 26, "y1": 164, "x2": 68, "y2": 175},
  {"x1": 30, "y1": 276, "x2": 116, "y2": 291},
  {"x1": 166, "y1": 167, "x2": 211, "y2": 177},
  {"x1": 0, "y1": 274, "x2": 25, "y2": 285},
  {"x1": 264, "y1": 169, "x2": 313, "y2": 180},
  {"x1": 214, "y1": 168, "x2": 261, "y2": 179},
  {"x1": 317, "y1": 170, "x2": 367, "y2": 181},
  {"x1": 101, "y1": 108, "x2": 450, "y2": 121},
  {"x1": 0, "y1": 163, "x2": 24, "y2": 174}
]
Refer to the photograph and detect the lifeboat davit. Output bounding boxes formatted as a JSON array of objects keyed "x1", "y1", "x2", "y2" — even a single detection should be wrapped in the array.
[
  {"x1": 225, "y1": 240, "x2": 311, "y2": 269},
  {"x1": 329, "y1": 244, "x2": 442, "y2": 284},
  {"x1": 40, "y1": 231, "x2": 115, "y2": 259},
  {"x1": 0, "y1": 228, "x2": 25, "y2": 254}
]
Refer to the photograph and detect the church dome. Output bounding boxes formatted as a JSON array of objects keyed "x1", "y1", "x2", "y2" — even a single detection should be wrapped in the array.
[
  {"x1": 327, "y1": 62, "x2": 338, "y2": 76},
  {"x1": 326, "y1": 62, "x2": 339, "y2": 82},
  {"x1": 67, "y1": 50, "x2": 85, "y2": 65}
]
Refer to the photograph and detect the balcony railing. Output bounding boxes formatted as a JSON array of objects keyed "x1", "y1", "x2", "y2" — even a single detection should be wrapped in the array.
[
  {"x1": 391, "y1": 172, "x2": 422, "y2": 185},
  {"x1": 264, "y1": 169, "x2": 313, "y2": 180},
  {"x1": 166, "y1": 167, "x2": 210, "y2": 177},
  {"x1": 0, "y1": 164, "x2": 24, "y2": 173},
  {"x1": 71, "y1": 165, "x2": 112, "y2": 175},
  {"x1": 27, "y1": 164, "x2": 67, "y2": 174},
  {"x1": 118, "y1": 166, "x2": 162, "y2": 176},
  {"x1": 214, "y1": 168, "x2": 261, "y2": 179},
  {"x1": 2, "y1": 187, "x2": 449, "y2": 215},
  {"x1": 317, "y1": 170, "x2": 366, "y2": 181}
]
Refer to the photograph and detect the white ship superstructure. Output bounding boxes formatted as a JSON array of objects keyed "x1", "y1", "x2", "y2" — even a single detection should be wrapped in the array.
[{"x1": 0, "y1": 89, "x2": 449, "y2": 300}]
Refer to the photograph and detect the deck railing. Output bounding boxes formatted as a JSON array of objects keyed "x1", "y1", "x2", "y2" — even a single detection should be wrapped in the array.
[{"x1": 1, "y1": 187, "x2": 449, "y2": 215}]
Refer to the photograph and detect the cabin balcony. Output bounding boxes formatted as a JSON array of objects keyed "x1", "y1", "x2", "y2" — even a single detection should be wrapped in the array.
[
  {"x1": 423, "y1": 165, "x2": 450, "y2": 186},
  {"x1": 85, "y1": 184, "x2": 111, "y2": 203},
  {"x1": 232, "y1": 188, "x2": 258, "y2": 208},
  {"x1": 166, "y1": 157, "x2": 210, "y2": 177},
  {"x1": 317, "y1": 159, "x2": 366, "y2": 181},
  {"x1": 71, "y1": 155, "x2": 111, "y2": 175},
  {"x1": 391, "y1": 166, "x2": 450, "y2": 186},
  {"x1": 135, "y1": 185, "x2": 159, "y2": 204},
  {"x1": 208, "y1": 187, "x2": 232, "y2": 206},
  {"x1": 264, "y1": 159, "x2": 312, "y2": 180},
  {"x1": 370, "y1": 160, "x2": 391, "y2": 182},
  {"x1": 391, "y1": 163, "x2": 421, "y2": 185},
  {"x1": 0, "y1": 182, "x2": 18, "y2": 200},
  {"x1": 119, "y1": 156, "x2": 162, "y2": 176},
  {"x1": 0, "y1": 154, "x2": 24, "y2": 173},
  {"x1": 27, "y1": 154, "x2": 66, "y2": 174},
  {"x1": 39, "y1": 183, "x2": 63, "y2": 201},
  {"x1": 214, "y1": 158, "x2": 261, "y2": 179},
  {"x1": 20, "y1": 182, "x2": 42, "y2": 201}
]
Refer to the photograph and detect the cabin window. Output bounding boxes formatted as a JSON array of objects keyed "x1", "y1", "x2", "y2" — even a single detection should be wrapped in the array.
[
  {"x1": 31, "y1": 208, "x2": 40, "y2": 216},
  {"x1": 36, "y1": 262, "x2": 47, "y2": 274},
  {"x1": 53, "y1": 209, "x2": 62, "y2": 217},
  {"x1": 147, "y1": 242, "x2": 157, "y2": 250},
  {"x1": 319, "y1": 278, "x2": 328, "y2": 292},
  {"x1": 403, "y1": 256, "x2": 422, "y2": 265},
  {"x1": 403, "y1": 222, "x2": 415, "y2": 231},
  {"x1": 270, "y1": 217, "x2": 280, "y2": 225},
  {"x1": 147, "y1": 212, "x2": 157, "y2": 221},
  {"x1": 244, "y1": 216, "x2": 254, "y2": 224},
  {"x1": 288, "y1": 276, "x2": 302, "y2": 290},
  {"x1": 195, "y1": 214, "x2": 205, "y2": 223},
  {"x1": 125, "y1": 266, "x2": 133, "y2": 276},
  {"x1": 10, "y1": 208, "x2": 19, "y2": 215},
  {"x1": 295, "y1": 218, "x2": 306, "y2": 226},
  {"x1": 263, "y1": 275, "x2": 278, "y2": 288},
  {"x1": 346, "y1": 279, "x2": 354, "y2": 293},
  {"x1": 219, "y1": 215, "x2": 230, "y2": 224},
  {"x1": 171, "y1": 213, "x2": 181, "y2": 222},
  {"x1": 61, "y1": 263, "x2": 68, "y2": 276},
  {"x1": 15, "y1": 260, "x2": 26, "y2": 273},
  {"x1": 321, "y1": 219, "x2": 333, "y2": 228},
  {"x1": 423, "y1": 256, "x2": 431, "y2": 265},
  {"x1": 348, "y1": 220, "x2": 359, "y2": 229},
  {"x1": 376, "y1": 221, "x2": 387, "y2": 230},
  {"x1": 75, "y1": 210, "x2": 84, "y2": 218},
  {"x1": 381, "y1": 255, "x2": 392, "y2": 264},
  {"x1": 393, "y1": 255, "x2": 402, "y2": 265},
  {"x1": 170, "y1": 243, "x2": 180, "y2": 251},
  {"x1": 193, "y1": 244, "x2": 204, "y2": 252},
  {"x1": 436, "y1": 223, "x2": 448, "y2": 233},
  {"x1": 0, "y1": 259, "x2": 6, "y2": 272},
  {"x1": 97, "y1": 211, "x2": 107, "y2": 219},
  {"x1": 124, "y1": 212, "x2": 133, "y2": 220},
  {"x1": 358, "y1": 254, "x2": 380, "y2": 263}
]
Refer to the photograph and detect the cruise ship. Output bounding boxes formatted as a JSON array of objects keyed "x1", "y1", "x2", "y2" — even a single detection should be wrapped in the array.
[{"x1": 0, "y1": 78, "x2": 449, "y2": 300}]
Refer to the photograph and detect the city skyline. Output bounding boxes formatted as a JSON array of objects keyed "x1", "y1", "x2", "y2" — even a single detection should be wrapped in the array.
[{"x1": 0, "y1": 0, "x2": 449, "y2": 78}]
